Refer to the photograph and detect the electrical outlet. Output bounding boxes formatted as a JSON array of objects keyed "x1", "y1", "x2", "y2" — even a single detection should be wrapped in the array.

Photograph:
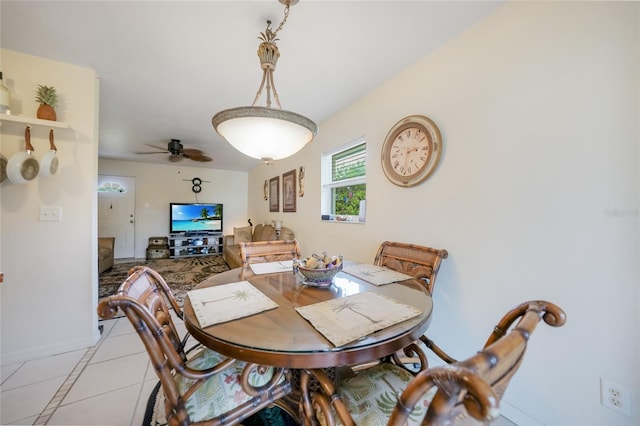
[{"x1": 601, "y1": 378, "x2": 631, "y2": 417}]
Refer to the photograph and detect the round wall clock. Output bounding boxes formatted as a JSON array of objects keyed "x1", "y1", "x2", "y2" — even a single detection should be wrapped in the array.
[{"x1": 381, "y1": 114, "x2": 442, "y2": 187}]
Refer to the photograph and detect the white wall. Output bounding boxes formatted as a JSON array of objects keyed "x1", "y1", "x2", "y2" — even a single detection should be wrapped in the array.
[
  {"x1": 0, "y1": 49, "x2": 100, "y2": 364},
  {"x1": 98, "y1": 159, "x2": 248, "y2": 259},
  {"x1": 248, "y1": 2, "x2": 639, "y2": 425}
]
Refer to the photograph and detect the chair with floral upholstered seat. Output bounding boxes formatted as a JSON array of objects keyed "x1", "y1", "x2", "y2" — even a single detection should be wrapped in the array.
[
  {"x1": 299, "y1": 300, "x2": 566, "y2": 426},
  {"x1": 98, "y1": 266, "x2": 293, "y2": 426},
  {"x1": 374, "y1": 241, "x2": 448, "y2": 295}
]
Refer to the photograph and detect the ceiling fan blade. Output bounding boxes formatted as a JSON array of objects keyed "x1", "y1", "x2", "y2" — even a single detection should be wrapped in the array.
[
  {"x1": 188, "y1": 154, "x2": 213, "y2": 162},
  {"x1": 168, "y1": 154, "x2": 183, "y2": 162},
  {"x1": 135, "y1": 150, "x2": 167, "y2": 155},
  {"x1": 181, "y1": 148, "x2": 204, "y2": 156},
  {"x1": 146, "y1": 144, "x2": 170, "y2": 152}
]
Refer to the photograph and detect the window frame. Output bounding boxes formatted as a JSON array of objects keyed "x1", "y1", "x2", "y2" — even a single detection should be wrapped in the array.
[{"x1": 321, "y1": 136, "x2": 366, "y2": 223}]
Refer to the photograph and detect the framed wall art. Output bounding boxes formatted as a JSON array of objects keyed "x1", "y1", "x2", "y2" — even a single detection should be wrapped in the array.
[
  {"x1": 282, "y1": 169, "x2": 297, "y2": 212},
  {"x1": 269, "y1": 176, "x2": 279, "y2": 212}
]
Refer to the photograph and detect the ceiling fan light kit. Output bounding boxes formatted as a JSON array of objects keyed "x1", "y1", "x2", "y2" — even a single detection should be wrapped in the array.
[{"x1": 211, "y1": 0, "x2": 318, "y2": 163}]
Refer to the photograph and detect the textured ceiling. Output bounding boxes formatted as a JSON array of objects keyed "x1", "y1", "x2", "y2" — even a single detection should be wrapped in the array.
[{"x1": 1, "y1": 0, "x2": 502, "y2": 171}]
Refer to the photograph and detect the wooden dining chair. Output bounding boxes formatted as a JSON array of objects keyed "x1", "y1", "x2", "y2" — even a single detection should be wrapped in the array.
[
  {"x1": 239, "y1": 239, "x2": 302, "y2": 268},
  {"x1": 374, "y1": 241, "x2": 448, "y2": 295},
  {"x1": 119, "y1": 265, "x2": 203, "y2": 353},
  {"x1": 97, "y1": 266, "x2": 292, "y2": 426},
  {"x1": 299, "y1": 300, "x2": 566, "y2": 426}
]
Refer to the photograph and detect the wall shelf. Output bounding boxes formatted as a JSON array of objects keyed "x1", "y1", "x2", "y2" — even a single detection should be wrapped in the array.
[{"x1": 0, "y1": 113, "x2": 76, "y2": 139}]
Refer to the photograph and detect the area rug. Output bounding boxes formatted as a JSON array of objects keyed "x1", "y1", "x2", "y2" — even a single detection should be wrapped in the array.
[
  {"x1": 99, "y1": 255, "x2": 230, "y2": 306},
  {"x1": 143, "y1": 381, "x2": 297, "y2": 426}
]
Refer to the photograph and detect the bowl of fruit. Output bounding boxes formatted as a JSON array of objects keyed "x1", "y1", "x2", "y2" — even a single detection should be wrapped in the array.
[{"x1": 296, "y1": 253, "x2": 343, "y2": 287}]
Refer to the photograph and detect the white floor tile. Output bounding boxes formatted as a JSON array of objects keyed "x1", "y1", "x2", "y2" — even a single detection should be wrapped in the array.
[
  {"x1": 1, "y1": 349, "x2": 86, "y2": 390},
  {"x1": 98, "y1": 317, "x2": 118, "y2": 337},
  {"x1": 108, "y1": 316, "x2": 138, "y2": 337},
  {"x1": 0, "y1": 362, "x2": 22, "y2": 383},
  {"x1": 48, "y1": 382, "x2": 142, "y2": 426},
  {"x1": 7, "y1": 414, "x2": 39, "y2": 425},
  {"x1": 495, "y1": 415, "x2": 517, "y2": 426},
  {"x1": 89, "y1": 332, "x2": 146, "y2": 364},
  {"x1": 144, "y1": 358, "x2": 157, "y2": 382},
  {"x1": 0, "y1": 375, "x2": 66, "y2": 425},
  {"x1": 132, "y1": 379, "x2": 159, "y2": 426},
  {"x1": 62, "y1": 352, "x2": 149, "y2": 405}
]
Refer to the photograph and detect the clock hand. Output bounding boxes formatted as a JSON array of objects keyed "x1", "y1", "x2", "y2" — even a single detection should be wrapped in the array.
[{"x1": 403, "y1": 147, "x2": 409, "y2": 171}]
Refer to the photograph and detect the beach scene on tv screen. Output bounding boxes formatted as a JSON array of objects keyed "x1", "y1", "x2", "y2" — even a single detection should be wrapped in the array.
[{"x1": 172, "y1": 204, "x2": 222, "y2": 232}]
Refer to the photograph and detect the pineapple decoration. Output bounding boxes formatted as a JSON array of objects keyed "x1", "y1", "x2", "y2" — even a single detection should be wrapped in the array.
[{"x1": 35, "y1": 85, "x2": 58, "y2": 121}]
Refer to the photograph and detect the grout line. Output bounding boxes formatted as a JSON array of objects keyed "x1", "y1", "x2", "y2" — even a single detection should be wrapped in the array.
[{"x1": 33, "y1": 320, "x2": 116, "y2": 425}]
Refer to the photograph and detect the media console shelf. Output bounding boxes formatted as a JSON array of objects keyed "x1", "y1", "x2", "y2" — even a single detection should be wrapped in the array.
[{"x1": 169, "y1": 232, "x2": 223, "y2": 259}]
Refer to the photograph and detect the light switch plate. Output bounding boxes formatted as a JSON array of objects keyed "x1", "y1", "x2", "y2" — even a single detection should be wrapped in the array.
[{"x1": 40, "y1": 206, "x2": 62, "y2": 222}]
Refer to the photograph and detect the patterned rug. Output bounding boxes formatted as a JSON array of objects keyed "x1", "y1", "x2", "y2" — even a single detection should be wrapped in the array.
[{"x1": 98, "y1": 255, "x2": 230, "y2": 306}]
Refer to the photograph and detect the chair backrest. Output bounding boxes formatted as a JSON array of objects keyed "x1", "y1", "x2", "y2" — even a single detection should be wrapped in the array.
[
  {"x1": 97, "y1": 266, "x2": 192, "y2": 424},
  {"x1": 374, "y1": 241, "x2": 448, "y2": 295},
  {"x1": 239, "y1": 239, "x2": 302, "y2": 268},
  {"x1": 97, "y1": 266, "x2": 290, "y2": 425},
  {"x1": 388, "y1": 300, "x2": 567, "y2": 425}
]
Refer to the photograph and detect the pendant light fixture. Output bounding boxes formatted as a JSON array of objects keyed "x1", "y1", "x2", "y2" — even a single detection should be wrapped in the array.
[{"x1": 212, "y1": 0, "x2": 318, "y2": 163}]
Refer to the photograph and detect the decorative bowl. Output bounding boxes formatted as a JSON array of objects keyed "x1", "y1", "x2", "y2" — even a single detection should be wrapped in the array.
[{"x1": 296, "y1": 257, "x2": 343, "y2": 287}]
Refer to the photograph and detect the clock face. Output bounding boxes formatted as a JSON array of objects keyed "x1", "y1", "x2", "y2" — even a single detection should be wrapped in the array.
[{"x1": 381, "y1": 115, "x2": 442, "y2": 187}]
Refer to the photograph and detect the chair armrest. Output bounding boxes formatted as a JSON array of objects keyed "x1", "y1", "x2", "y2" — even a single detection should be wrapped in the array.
[
  {"x1": 98, "y1": 237, "x2": 115, "y2": 251},
  {"x1": 419, "y1": 335, "x2": 458, "y2": 364},
  {"x1": 223, "y1": 235, "x2": 235, "y2": 248}
]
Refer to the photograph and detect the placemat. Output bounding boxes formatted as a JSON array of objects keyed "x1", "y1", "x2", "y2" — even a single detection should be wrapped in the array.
[
  {"x1": 188, "y1": 281, "x2": 278, "y2": 328},
  {"x1": 249, "y1": 260, "x2": 294, "y2": 275},
  {"x1": 342, "y1": 262, "x2": 414, "y2": 286},
  {"x1": 295, "y1": 292, "x2": 422, "y2": 347}
]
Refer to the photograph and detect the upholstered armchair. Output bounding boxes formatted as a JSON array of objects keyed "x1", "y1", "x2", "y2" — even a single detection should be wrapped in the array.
[{"x1": 98, "y1": 237, "x2": 115, "y2": 274}]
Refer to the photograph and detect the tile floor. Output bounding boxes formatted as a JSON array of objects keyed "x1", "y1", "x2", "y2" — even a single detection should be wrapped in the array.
[
  {"x1": 1, "y1": 315, "x2": 516, "y2": 426},
  {"x1": 0, "y1": 314, "x2": 176, "y2": 426}
]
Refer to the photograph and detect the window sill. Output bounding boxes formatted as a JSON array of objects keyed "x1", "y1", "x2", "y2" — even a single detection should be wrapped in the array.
[{"x1": 321, "y1": 215, "x2": 365, "y2": 224}]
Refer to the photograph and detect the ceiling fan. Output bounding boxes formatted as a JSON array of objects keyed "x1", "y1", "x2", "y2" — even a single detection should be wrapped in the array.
[{"x1": 135, "y1": 139, "x2": 212, "y2": 163}]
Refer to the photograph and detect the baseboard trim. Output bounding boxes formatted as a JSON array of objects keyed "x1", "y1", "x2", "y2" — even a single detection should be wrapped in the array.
[
  {"x1": 499, "y1": 400, "x2": 544, "y2": 426},
  {"x1": 0, "y1": 334, "x2": 98, "y2": 367}
]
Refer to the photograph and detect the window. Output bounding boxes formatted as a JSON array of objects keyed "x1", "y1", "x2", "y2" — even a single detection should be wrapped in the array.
[{"x1": 321, "y1": 137, "x2": 366, "y2": 223}]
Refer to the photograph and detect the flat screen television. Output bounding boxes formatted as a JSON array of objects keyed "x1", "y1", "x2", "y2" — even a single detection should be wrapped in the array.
[{"x1": 170, "y1": 202, "x2": 223, "y2": 234}]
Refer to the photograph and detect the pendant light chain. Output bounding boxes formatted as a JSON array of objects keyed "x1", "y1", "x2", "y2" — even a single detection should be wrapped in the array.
[{"x1": 251, "y1": 3, "x2": 290, "y2": 109}]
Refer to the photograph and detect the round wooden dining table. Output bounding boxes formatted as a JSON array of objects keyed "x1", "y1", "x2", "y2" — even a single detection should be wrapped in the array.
[{"x1": 183, "y1": 266, "x2": 433, "y2": 369}]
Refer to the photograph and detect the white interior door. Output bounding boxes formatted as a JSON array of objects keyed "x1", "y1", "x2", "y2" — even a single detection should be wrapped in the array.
[{"x1": 98, "y1": 175, "x2": 136, "y2": 259}]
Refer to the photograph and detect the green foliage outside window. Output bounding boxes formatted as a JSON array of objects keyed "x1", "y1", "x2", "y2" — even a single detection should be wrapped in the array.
[
  {"x1": 333, "y1": 184, "x2": 366, "y2": 215},
  {"x1": 330, "y1": 143, "x2": 366, "y2": 216}
]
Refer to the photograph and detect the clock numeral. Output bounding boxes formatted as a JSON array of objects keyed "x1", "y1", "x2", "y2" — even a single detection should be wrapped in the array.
[
  {"x1": 405, "y1": 130, "x2": 411, "y2": 139},
  {"x1": 393, "y1": 160, "x2": 400, "y2": 169}
]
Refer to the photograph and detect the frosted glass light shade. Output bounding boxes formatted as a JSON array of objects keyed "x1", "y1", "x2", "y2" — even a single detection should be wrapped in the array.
[{"x1": 212, "y1": 106, "x2": 318, "y2": 161}]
